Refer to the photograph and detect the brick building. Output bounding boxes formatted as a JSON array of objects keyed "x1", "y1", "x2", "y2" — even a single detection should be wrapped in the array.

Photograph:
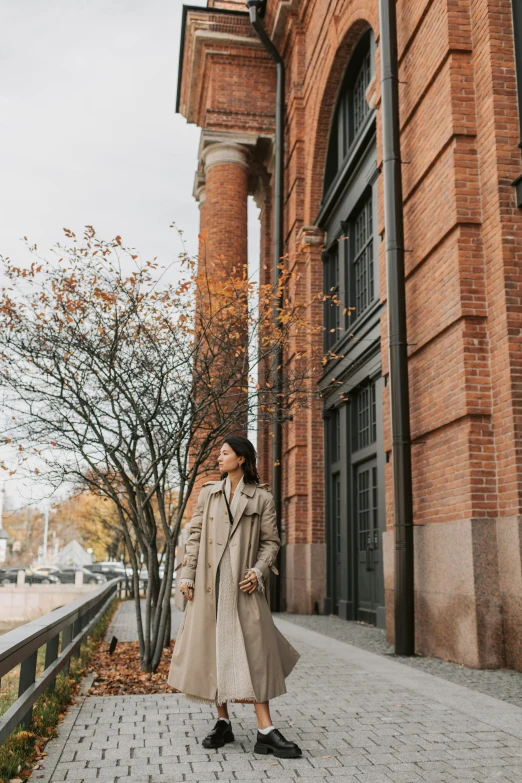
[{"x1": 176, "y1": 0, "x2": 522, "y2": 670}]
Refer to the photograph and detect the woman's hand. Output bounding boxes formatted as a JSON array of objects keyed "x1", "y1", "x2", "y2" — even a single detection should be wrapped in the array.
[
  {"x1": 239, "y1": 570, "x2": 258, "y2": 594},
  {"x1": 180, "y1": 583, "x2": 194, "y2": 601}
]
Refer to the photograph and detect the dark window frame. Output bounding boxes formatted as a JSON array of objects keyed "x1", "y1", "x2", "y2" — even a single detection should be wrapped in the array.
[
  {"x1": 324, "y1": 29, "x2": 374, "y2": 196},
  {"x1": 349, "y1": 192, "x2": 375, "y2": 322},
  {"x1": 322, "y1": 243, "x2": 341, "y2": 353},
  {"x1": 323, "y1": 179, "x2": 378, "y2": 357}
]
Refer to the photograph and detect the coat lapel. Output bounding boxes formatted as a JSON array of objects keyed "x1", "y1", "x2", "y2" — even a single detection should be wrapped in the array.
[
  {"x1": 208, "y1": 479, "x2": 252, "y2": 572},
  {"x1": 210, "y1": 480, "x2": 230, "y2": 574},
  {"x1": 230, "y1": 482, "x2": 256, "y2": 538}
]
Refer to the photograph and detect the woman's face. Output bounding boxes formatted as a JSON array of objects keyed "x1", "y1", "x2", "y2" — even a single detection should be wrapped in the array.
[{"x1": 218, "y1": 442, "x2": 243, "y2": 474}]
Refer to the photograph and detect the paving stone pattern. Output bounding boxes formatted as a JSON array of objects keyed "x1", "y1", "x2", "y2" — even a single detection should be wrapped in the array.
[
  {"x1": 280, "y1": 613, "x2": 522, "y2": 709},
  {"x1": 44, "y1": 609, "x2": 522, "y2": 783}
]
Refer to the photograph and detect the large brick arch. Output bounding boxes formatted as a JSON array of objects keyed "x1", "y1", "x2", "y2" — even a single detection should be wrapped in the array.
[{"x1": 305, "y1": 6, "x2": 378, "y2": 223}]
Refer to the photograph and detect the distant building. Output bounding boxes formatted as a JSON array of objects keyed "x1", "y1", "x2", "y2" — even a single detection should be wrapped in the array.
[{"x1": 52, "y1": 539, "x2": 92, "y2": 568}]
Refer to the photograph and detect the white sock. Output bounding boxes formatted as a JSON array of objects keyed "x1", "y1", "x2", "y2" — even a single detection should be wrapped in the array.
[
  {"x1": 259, "y1": 725, "x2": 274, "y2": 735},
  {"x1": 218, "y1": 717, "x2": 231, "y2": 724}
]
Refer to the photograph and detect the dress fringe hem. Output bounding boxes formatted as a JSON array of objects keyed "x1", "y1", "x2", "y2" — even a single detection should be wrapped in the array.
[
  {"x1": 215, "y1": 693, "x2": 257, "y2": 706},
  {"x1": 182, "y1": 692, "x2": 257, "y2": 706},
  {"x1": 183, "y1": 693, "x2": 215, "y2": 705}
]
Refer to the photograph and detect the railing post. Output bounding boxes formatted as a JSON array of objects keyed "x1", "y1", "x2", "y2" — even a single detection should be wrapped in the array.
[
  {"x1": 44, "y1": 634, "x2": 60, "y2": 692},
  {"x1": 62, "y1": 623, "x2": 73, "y2": 676},
  {"x1": 18, "y1": 650, "x2": 37, "y2": 729},
  {"x1": 85, "y1": 606, "x2": 93, "y2": 637},
  {"x1": 71, "y1": 615, "x2": 82, "y2": 659}
]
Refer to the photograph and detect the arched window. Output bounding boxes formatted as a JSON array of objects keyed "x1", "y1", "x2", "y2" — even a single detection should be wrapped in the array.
[
  {"x1": 321, "y1": 29, "x2": 377, "y2": 353},
  {"x1": 319, "y1": 28, "x2": 384, "y2": 628},
  {"x1": 324, "y1": 30, "x2": 374, "y2": 195}
]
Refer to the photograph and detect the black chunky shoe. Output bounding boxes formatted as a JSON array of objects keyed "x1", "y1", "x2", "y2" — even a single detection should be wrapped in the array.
[
  {"x1": 202, "y1": 719, "x2": 235, "y2": 749},
  {"x1": 254, "y1": 728, "x2": 302, "y2": 758}
]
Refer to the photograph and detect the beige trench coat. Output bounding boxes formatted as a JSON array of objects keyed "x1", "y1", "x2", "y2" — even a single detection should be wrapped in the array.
[{"x1": 168, "y1": 479, "x2": 300, "y2": 703}]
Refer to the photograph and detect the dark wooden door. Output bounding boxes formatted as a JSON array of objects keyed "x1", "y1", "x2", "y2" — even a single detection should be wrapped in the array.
[
  {"x1": 355, "y1": 460, "x2": 380, "y2": 623},
  {"x1": 332, "y1": 474, "x2": 341, "y2": 611},
  {"x1": 351, "y1": 376, "x2": 385, "y2": 626}
]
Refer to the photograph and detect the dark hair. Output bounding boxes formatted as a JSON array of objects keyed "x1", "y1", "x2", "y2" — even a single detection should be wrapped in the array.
[{"x1": 220, "y1": 435, "x2": 260, "y2": 484}]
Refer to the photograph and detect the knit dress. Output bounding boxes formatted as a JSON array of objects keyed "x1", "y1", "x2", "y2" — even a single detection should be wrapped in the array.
[{"x1": 182, "y1": 475, "x2": 257, "y2": 705}]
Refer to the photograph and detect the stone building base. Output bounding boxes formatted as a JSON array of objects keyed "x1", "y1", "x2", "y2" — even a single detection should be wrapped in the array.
[
  {"x1": 283, "y1": 543, "x2": 326, "y2": 615},
  {"x1": 383, "y1": 518, "x2": 522, "y2": 671}
]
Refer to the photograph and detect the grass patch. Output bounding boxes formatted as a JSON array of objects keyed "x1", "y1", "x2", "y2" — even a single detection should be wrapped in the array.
[{"x1": 0, "y1": 598, "x2": 120, "y2": 783}]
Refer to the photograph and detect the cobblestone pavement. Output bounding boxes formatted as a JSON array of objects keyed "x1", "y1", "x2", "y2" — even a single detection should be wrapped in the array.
[
  {"x1": 280, "y1": 613, "x2": 522, "y2": 709},
  {"x1": 40, "y1": 608, "x2": 522, "y2": 783},
  {"x1": 104, "y1": 600, "x2": 183, "y2": 642}
]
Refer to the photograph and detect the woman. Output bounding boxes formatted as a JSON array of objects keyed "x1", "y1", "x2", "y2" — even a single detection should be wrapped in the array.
[{"x1": 168, "y1": 435, "x2": 302, "y2": 759}]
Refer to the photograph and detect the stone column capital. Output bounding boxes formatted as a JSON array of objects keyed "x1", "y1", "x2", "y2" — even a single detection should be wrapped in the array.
[{"x1": 202, "y1": 141, "x2": 251, "y2": 173}]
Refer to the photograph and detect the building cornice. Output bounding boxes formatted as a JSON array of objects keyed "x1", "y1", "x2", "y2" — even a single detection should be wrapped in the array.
[
  {"x1": 176, "y1": 5, "x2": 261, "y2": 122},
  {"x1": 176, "y1": 5, "x2": 250, "y2": 113}
]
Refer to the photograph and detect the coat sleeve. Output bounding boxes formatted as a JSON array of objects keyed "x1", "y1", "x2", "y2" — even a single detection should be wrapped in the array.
[
  {"x1": 179, "y1": 486, "x2": 207, "y2": 582},
  {"x1": 253, "y1": 494, "x2": 280, "y2": 581}
]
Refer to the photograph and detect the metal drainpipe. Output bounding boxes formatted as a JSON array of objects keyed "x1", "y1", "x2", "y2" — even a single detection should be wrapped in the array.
[
  {"x1": 512, "y1": 0, "x2": 522, "y2": 147},
  {"x1": 246, "y1": 0, "x2": 285, "y2": 612},
  {"x1": 379, "y1": 0, "x2": 415, "y2": 655},
  {"x1": 511, "y1": 0, "x2": 522, "y2": 207}
]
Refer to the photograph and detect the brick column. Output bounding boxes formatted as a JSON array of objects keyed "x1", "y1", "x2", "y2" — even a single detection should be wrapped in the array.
[
  {"x1": 200, "y1": 142, "x2": 250, "y2": 278},
  {"x1": 187, "y1": 142, "x2": 251, "y2": 520},
  {"x1": 185, "y1": 183, "x2": 209, "y2": 523}
]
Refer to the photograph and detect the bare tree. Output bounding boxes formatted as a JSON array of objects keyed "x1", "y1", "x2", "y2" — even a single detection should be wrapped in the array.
[{"x1": 0, "y1": 227, "x2": 323, "y2": 671}]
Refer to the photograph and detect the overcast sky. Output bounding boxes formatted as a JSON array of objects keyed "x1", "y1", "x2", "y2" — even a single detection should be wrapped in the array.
[
  {"x1": 0, "y1": 0, "x2": 260, "y2": 510},
  {"x1": 0, "y1": 0, "x2": 209, "y2": 265}
]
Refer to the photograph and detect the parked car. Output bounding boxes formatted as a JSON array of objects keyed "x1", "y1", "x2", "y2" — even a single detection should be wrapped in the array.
[
  {"x1": 32, "y1": 565, "x2": 61, "y2": 578},
  {"x1": 95, "y1": 560, "x2": 126, "y2": 571},
  {"x1": 53, "y1": 567, "x2": 107, "y2": 585},
  {"x1": 85, "y1": 562, "x2": 126, "y2": 581},
  {"x1": 0, "y1": 567, "x2": 60, "y2": 586}
]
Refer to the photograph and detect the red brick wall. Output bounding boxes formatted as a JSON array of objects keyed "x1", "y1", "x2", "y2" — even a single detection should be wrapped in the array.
[{"x1": 178, "y1": 0, "x2": 522, "y2": 646}]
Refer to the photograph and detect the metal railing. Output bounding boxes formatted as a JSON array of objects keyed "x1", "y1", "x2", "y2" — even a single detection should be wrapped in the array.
[{"x1": 0, "y1": 577, "x2": 124, "y2": 746}]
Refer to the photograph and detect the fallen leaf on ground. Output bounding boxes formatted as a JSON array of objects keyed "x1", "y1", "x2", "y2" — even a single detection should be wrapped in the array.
[{"x1": 86, "y1": 640, "x2": 177, "y2": 696}]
